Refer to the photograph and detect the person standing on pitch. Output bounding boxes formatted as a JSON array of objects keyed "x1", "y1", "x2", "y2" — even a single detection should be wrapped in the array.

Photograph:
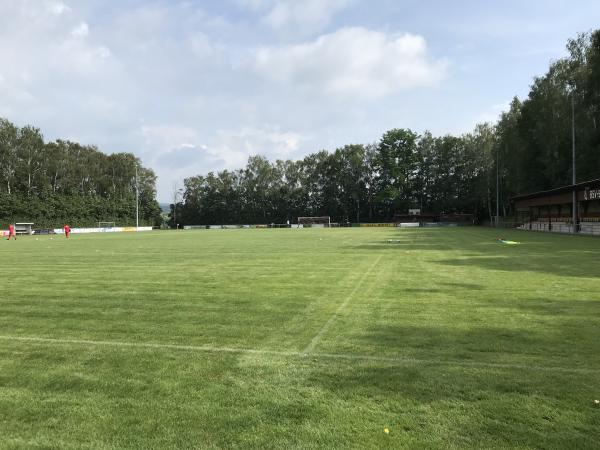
[
  {"x1": 63, "y1": 224, "x2": 71, "y2": 238},
  {"x1": 7, "y1": 223, "x2": 16, "y2": 240}
]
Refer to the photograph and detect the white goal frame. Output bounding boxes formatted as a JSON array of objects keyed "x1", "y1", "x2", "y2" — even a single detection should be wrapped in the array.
[{"x1": 97, "y1": 221, "x2": 116, "y2": 229}]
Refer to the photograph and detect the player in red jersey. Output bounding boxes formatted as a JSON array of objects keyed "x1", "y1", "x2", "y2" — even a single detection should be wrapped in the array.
[
  {"x1": 7, "y1": 223, "x2": 16, "y2": 240},
  {"x1": 63, "y1": 224, "x2": 71, "y2": 238}
]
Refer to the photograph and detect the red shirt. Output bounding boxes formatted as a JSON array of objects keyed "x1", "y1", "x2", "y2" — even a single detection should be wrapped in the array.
[
  {"x1": 8, "y1": 224, "x2": 14, "y2": 234},
  {"x1": 64, "y1": 225, "x2": 71, "y2": 233}
]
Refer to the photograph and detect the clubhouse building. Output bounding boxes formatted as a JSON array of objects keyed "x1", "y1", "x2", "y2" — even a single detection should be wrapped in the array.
[{"x1": 512, "y1": 178, "x2": 600, "y2": 235}]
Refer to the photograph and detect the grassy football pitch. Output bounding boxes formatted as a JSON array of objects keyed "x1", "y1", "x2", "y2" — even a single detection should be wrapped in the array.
[{"x1": 1, "y1": 227, "x2": 599, "y2": 449}]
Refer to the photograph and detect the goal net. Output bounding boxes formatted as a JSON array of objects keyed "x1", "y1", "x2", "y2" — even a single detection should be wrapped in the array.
[
  {"x1": 297, "y1": 216, "x2": 331, "y2": 228},
  {"x1": 98, "y1": 221, "x2": 116, "y2": 229}
]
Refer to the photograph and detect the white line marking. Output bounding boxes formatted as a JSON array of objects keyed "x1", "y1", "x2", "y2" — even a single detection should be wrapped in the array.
[
  {"x1": 0, "y1": 335, "x2": 595, "y2": 374},
  {"x1": 302, "y1": 254, "x2": 383, "y2": 355},
  {"x1": 0, "y1": 335, "x2": 297, "y2": 357}
]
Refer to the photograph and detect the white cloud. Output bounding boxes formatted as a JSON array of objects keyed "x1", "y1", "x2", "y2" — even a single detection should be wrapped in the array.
[
  {"x1": 215, "y1": 125, "x2": 305, "y2": 160},
  {"x1": 141, "y1": 124, "x2": 203, "y2": 151},
  {"x1": 233, "y1": 0, "x2": 351, "y2": 32},
  {"x1": 235, "y1": 0, "x2": 272, "y2": 10},
  {"x1": 142, "y1": 123, "x2": 306, "y2": 199},
  {"x1": 71, "y1": 22, "x2": 89, "y2": 38},
  {"x1": 48, "y1": 1, "x2": 71, "y2": 16},
  {"x1": 187, "y1": 32, "x2": 216, "y2": 58},
  {"x1": 141, "y1": 123, "x2": 305, "y2": 169},
  {"x1": 94, "y1": 45, "x2": 111, "y2": 59},
  {"x1": 264, "y1": 0, "x2": 351, "y2": 31},
  {"x1": 253, "y1": 27, "x2": 447, "y2": 99}
]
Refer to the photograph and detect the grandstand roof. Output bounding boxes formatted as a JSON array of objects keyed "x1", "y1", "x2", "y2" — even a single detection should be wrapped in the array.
[{"x1": 511, "y1": 178, "x2": 600, "y2": 201}]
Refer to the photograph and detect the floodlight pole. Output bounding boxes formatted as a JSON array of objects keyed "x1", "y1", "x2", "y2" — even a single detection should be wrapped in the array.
[
  {"x1": 496, "y1": 145, "x2": 499, "y2": 228},
  {"x1": 135, "y1": 164, "x2": 139, "y2": 229},
  {"x1": 571, "y1": 94, "x2": 577, "y2": 234}
]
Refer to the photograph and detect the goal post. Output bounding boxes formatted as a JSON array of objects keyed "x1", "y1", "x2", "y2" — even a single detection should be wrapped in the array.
[
  {"x1": 97, "y1": 221, "x2": 116, "y2": 229},
  {"x1": 297, "y1": 216, "x2": 331, "y2": 228}
]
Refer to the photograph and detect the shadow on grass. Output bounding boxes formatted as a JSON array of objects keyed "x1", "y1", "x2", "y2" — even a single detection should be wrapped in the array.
[
  {"x1": 351, "y1": 228, "x2": 600, "y2": 279},
  {"x1": 437, "y1": 253, "x2": 600, "y2": 278},
  {"x1": 471, "y1": 296, "x2": 600, "y2": 317},
  {"x1": 350, "y1": 324, "x2": 570, "y2": 359},
  {"x1": 402, "y1": 288, "x2": 445, "y2": 294},
  {"x1": 305, "y1": 351, "x2": 598, "y2": 449},
  {"x1": 441, "y1": 282, "x2": 483, "y2": 290},
  {"x1": 307, "y1": 320, "x2": 598, "y2": 412},
  {"x1": 399, "y1": 284, "x2": 483, "y2": 293}
]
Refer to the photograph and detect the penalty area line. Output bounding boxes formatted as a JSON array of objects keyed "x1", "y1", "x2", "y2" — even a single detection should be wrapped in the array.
[
  {"x1": 301, "y1": 254, "x2": 382, "y2": 355},
  {"x1": 0, "y1": 335, "x2": 297, "y2": 358},
  {"x1": 0, "y1": 335, "x2": 596, "y2": 375}
]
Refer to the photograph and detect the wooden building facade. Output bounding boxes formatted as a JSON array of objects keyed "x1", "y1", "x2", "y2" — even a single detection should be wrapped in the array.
[{"x1": 512, "y1": 178, "x2": 600, "y2": 234}]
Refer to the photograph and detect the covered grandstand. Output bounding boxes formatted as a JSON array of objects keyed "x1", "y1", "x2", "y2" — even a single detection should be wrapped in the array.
[{"x1": 512, "y1": 179, "x2": 600, "y2": 234}]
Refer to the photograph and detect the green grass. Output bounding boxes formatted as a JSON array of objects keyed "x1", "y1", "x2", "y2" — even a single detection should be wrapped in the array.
[{"x1": 0, "y1": 227, "x2": 599, "y2": 449}]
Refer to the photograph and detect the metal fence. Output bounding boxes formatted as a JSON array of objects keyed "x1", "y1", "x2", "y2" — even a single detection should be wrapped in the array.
[{"x1": 489, "y1": 220, "x2": 600, "y2": 236}]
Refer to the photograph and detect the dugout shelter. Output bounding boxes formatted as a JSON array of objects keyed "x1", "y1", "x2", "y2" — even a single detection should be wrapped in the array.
[{"x1": 15, "y1": 223, "x2": 34, "y2": 235}]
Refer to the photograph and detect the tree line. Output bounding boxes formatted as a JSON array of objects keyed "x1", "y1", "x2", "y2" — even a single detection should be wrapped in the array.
[
  {"x1": 176, "y1": 30, "x2": 600, "y2": 226},
  {"x1": 0, "y1": 119, "x2": 161, "y2": 227},
  {"x1": 177, "y1": 128, "x2": 494, "y2": 225},
  {"x1": 495, "y1": 31, "x2": 600, "y2": 214}
]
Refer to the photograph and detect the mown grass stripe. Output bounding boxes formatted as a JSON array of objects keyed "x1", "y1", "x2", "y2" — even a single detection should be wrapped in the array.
[{"x1": 301, "y1": 254, "x2": 383, "y2": 354}]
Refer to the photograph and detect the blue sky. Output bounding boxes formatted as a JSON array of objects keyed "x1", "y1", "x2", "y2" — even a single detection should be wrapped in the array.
[{"x1": 1, "y1": 0, "x2": 599, "y2": 201}]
